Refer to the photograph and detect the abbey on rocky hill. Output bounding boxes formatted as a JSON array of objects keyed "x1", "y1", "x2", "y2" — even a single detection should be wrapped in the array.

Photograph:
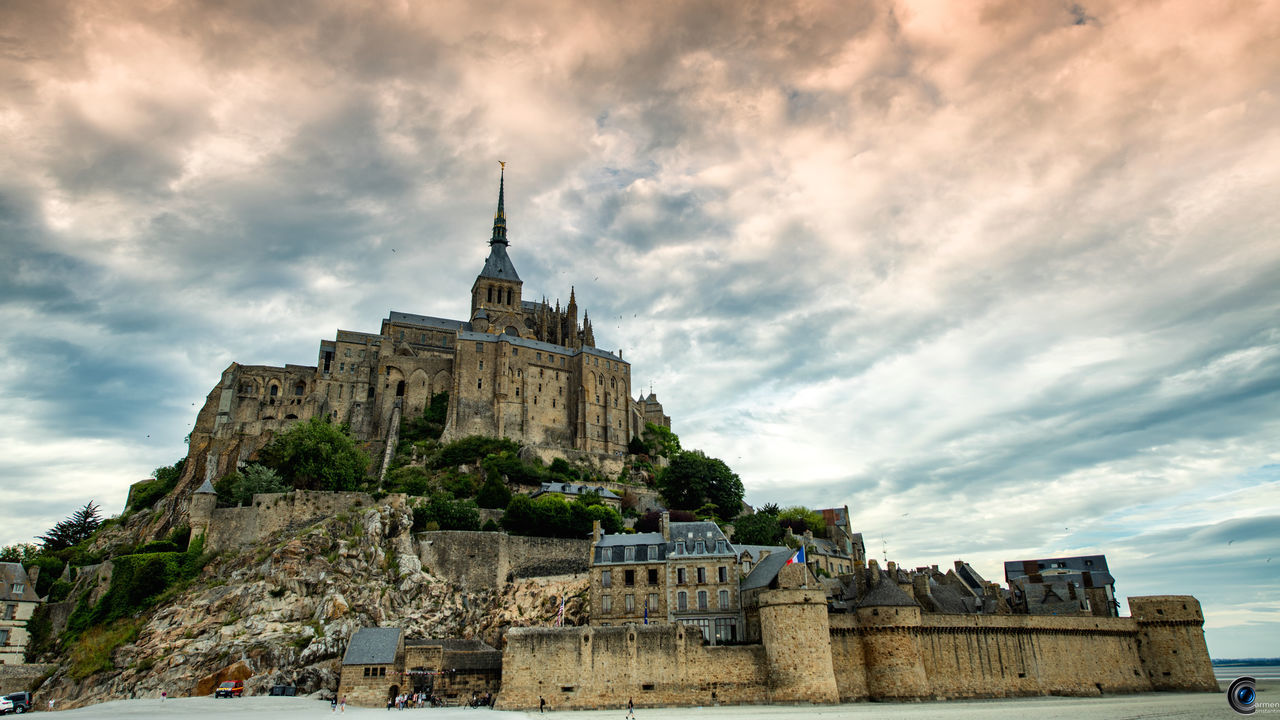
[{"x1": 187, "y1": 167, "x2": 670, "y2": 484}]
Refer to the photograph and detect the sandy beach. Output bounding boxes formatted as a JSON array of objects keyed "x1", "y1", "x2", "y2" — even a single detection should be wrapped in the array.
[{"x1": 45, "y1": 681, "x2": 1273, "y2": 720}]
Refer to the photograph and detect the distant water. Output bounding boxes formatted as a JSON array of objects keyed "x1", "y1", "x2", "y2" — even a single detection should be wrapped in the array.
[{"x1": 1214, "y1": 664, "x2": 1280, "y2": 681}]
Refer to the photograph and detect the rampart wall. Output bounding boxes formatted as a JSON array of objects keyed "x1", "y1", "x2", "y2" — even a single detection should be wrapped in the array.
[
  {"x1": 416, "y1": 531, "x2": 591, "y2": 589},
  {"x1": 202, "y1": 491, "x2": 383, "y2": 551},
  {"x1": 497, "y1": 596, "x2": 1216, "y2": 710},
  {"x1": 498, "y1": 625, "x2": 769, "y2": 710}
]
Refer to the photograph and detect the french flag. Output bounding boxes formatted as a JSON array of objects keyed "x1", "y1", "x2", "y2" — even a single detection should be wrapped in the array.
[{"x1": 786, "y1": 546, "x2": 806, "y2": 565}]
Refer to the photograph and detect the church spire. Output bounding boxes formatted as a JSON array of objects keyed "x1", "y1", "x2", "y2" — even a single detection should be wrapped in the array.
[{"x1": 490, "y1": 162, "x2": 508, "y2": 247}]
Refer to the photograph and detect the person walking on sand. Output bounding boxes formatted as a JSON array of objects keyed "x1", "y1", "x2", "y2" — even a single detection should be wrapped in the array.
[
  {"x1": 340, "y1": 695, "x2": 346, "y2": 713},
  {"x1": 626, "y1": 696, "x2": 636, "y2": 718},
  {"x1": 540, "y1": 695, "x2": 546, "y2": 713}
]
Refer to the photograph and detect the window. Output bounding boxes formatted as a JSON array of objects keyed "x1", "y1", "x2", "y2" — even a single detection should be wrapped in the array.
[
  {"x1": 294, "y1": 382, "x2": 305, "y2": 396},
  {"x1": 677, "y1": 591, "x2": 687, "y2": 611},
  {"x1": 717, "y1": 540, "x2": 726, "y2": 553},
  {"x1": 10, "y1": 583, "x2": 23, "y2": 594},
  {"x1": 696, "y1": 567, "x2": 706, "y2": 584},
  {"x1": 677, "y1": 568, "x2": 686, "y2": 584},
  {"x1": 625, "y1": 594, "x2": 635, "y2": 613},
  {"x1": 719, "y1": 590, "x2": 730, "y2": 609},
  {"x1": 624, "y1": 569, "x2": 635, "y2": 586},
  {"x1": 269, "y1": 385, "x2": 278, "y2": 397},
  {"x1": 477, "y1": 379, "x2": 482, "y2": 389},
  {"x1": 718, "y1": 566, "x2": 727, "y2": 583},
  {"x1": 3, "y1": 604, "x2": 14, "y2": 620},
  {"x1": 696, "y1": 540, "x2": 705, "y2": 553},
  {"x1": 379, "y1": 667, "x2": 386, "y2": 677},
  {"x1": 647, "y1": 568, "x2": 659, "y2": 585},
  {"x1": 419, "y1": 333, "x2": 425, "y2": 343},
  {"x1": 363, "y1": 667, "x2": 371, "y2": 677},
  {"x1": 697, "y1": 590, "x2": 708, "y2": 610},
  {"x1": 477, "y1": 342, "x2": 484, "y2": 352},
  {"x1": 648, "y1": 593, "x2": 658, "y2": 611},
  {"x1": 714, "y1": 617, "x2": 737, "y2": 644},
  {"x1": 513, "y1": 347, "x2": 519, "y2": 356},
  {"x1": 625, "y1": 547, "x2": 634, "y2": 562},
  {"x1": 602, "y1": 570, "x2": 611, "y2": 588},
  {"x1": 487, "y1": 287, "x2": 493, "y2": 302},
  {"x1": 601, "y1": 595, "x2": 612, "y2": 613}
]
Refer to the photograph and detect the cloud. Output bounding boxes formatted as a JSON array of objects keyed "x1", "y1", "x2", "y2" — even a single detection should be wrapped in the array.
[{"x1": 0, "y1": 0, "x2": 1278, "y2": 657}]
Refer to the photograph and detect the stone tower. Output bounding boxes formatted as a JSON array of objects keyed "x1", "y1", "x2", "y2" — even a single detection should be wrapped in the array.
[
  {"x1": 189, "y1": 478, "x2": 217, "y2": 544},
  {"x1": 1130, "y1": 596, "x2": 1218, "y2": 692},
  {"x1": 470, "y1": 164, "x2": 525, "y2": 336},
  {"x1": 856, "y1": 563, "x2": 930, "y2": 700},
  {"x1": 757, "y1": 563, "x2": 839, "y2": 703}
]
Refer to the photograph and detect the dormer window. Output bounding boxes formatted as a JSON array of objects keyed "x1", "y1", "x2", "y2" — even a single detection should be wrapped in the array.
[
  {"x1": 10, "y1": 584, "x2": 22, "y2": 594},
  {"x1": 676, "y1": 541, "x2": 685, "y2": 555},
  {"x1": 695, "y1": 541, "x2": 705, "y2": 554}
]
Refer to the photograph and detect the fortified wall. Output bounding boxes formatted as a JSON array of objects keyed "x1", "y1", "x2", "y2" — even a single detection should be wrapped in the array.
[
  {"x1": 416, "y1": 531, "x2": 591, "y2": 589},
  {"x1": 497, "y1": 594, "x2": 1217, "y2": 710},
  {"x1": 191, "y1": 490, "x2": 397, "y2": 552}
]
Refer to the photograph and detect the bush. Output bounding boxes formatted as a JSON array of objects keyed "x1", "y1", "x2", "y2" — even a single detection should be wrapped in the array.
[
  {"x1": 731, "y1": 512, "x2": 782, "y2": 546},
  {"x1": 384, "y1": 466, "x2": 433, "y2": 496},
  {"x1": 501, "y1": 494, "x2": 623, "y2": 539},
  {"x1": 627, "y1": 436, "x2": 648, "y2": 456},
  {"x1": 400, "y1": 392, "x2": 450, "y2": 444},
  {"x1": 481, "y1": 518, "x2": 500, "y2": 532},
  {"x1": 411, "y1": 494, "x2": 480, "y2": 532},
  {"x1": 230, "y1": 464, "x2": 288, "y2": 505},
  {"x1": 64, "y1": 537, "x2": 209, "y2": 640},
  {"x1": 127, "y1": 459, "x2": 186, "y2": 512},
  {"x1": 655, "y1": 451, "x2": 743, "y2": 521},
  {"x1": 778, "y1": 506, "x2": 825, "y2": 535},
  {"x1": 434, "y1": 436, "x2": 519, "y2": 469},
  {"x1": 26, "y1": 555, "x2": 65, "y2": 598},
  {"x1": 258, "y1": 417, "x2": 370, "y2": 491},
  {"x1": 482, "y1": 451, "x2": 546, "y2": 486},
  {"x1": 475, "y1": 474, "x2": 512, "y2": 509}
]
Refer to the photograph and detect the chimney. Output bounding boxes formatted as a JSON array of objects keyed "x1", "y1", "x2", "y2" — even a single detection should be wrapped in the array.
[
  {"x1": 27, "y1": 565, "x2": 40, "y2": 590},
  {"x1": 592, "y1": 520, "x2": 603, "y2": 544},
  {"x1": 660, "y1": 511, "x2": 670, "y2": 541}
]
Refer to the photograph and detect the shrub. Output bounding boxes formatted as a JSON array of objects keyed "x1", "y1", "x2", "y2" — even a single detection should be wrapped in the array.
[
  {"x1": 411, "y1": 494, "x2": 481, "y2": 532},
  {"x1": 384, "y1": 466, "x2": 433, "y2": 496},
  {"x1": 482, "y1": 451, "x2": 546, "y2": 486},
  {"x1": 258, "y1": 417, "x2": 370, "y2": 491},
  {"x1": 434, "y1": 436, "x2": 519, "y2": 469},
  {"x1": 481, "y1": 518, "x2": 500, "y2": 532},
  {"x1": 475, "y1": 474, "x2": 512, "y2": 509}
]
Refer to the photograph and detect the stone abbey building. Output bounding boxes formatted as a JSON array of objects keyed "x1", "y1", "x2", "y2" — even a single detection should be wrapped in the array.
[{"x1": 184, "y1": 168, "x2": 669, "y2": 486}]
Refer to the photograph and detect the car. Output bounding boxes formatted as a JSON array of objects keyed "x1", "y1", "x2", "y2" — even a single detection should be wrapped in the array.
[
  {"x1": 3, "y1": 692, "x2": 30, "y2": 713},
  {"x1": 0, "y1": 696, "x2": 12, "y2": 715},
  {"x1": 214, "y1": 680, "x2": 244, "y2": 698}
]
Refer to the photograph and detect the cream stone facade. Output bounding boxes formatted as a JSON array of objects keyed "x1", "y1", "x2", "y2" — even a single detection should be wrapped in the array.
[
  {"x1": 180, "y1": 168, "x2": 669, "y2": 494},
  {"x1": 0, "y1": 563, "x2": 42, "y2": 665}
]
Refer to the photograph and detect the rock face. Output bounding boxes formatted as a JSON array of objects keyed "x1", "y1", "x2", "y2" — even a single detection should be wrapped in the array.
[{"x1": 38, "y1": 501, "x2": 587, "y2": 710}]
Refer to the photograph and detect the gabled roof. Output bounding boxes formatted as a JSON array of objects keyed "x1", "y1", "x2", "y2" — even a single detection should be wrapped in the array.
[
  {"x1": 0, "y1": 563, "x2": 40, "y2": 602},
  {"x1": 856, "y1": 574, "x2": 920, "y2": 608},
  {"x1": 740, "y1": 547, "x2": 794, "y2": 591},
  {"x1": 668, "y1": 522, "x2": 734, "y2": 557},
  {"x1": 533, "y1": 482, "x2": 620, "y2": 500},
  {"x1": 342, "y1": 627, "x2": 403, "y2": 665}
]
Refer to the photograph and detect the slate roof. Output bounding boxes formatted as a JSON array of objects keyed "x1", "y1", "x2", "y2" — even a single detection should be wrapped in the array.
[
  {"x1": 856, "y1": 574, "x2": 920, "y2": 608},
  {"x1": 740, "y1": 547, "x2": 794, "y2": 591},
  {"x1": 1004, "y1": 555, "x2": 1110, "y2": 582},
  {"x1": 0, "y1": 563, "x2": 40, "y2": 602},
  {"x1": 533, "y1": 482, "x2": 620, "y2": 501},
  {"x1": 385, "y1": 312, "x2": 471, "y2": 333},
  {"x1": 342, "y1": 627, "x2": 403, "y2": 665},
  {"x1": 596, "y1": 532, "x2": 665, "y2": 548},
  {"x1": 668, "y1": 522, "x2": 734, "y2": 557},
  {"x1": 457, "y1": 330, "x2": 622, "y2": 361},
  {"x1": 478, "y1": 243, "x2": 521, "y2": 281},
  {"x1": 925, "y1": 579, "x2": 974, "y2": 614},
  {"x1": 195, "y1": 478, "x2": 217, "y2": 494}
]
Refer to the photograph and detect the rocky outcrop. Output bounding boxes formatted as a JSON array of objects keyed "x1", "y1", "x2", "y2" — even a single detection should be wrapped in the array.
[{"x1": 37, "y1": 500, "x2": 588, "y2": 709}]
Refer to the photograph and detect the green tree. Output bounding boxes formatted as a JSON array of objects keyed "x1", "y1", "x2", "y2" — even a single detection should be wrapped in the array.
[
  {"x1": 642, "y1": 422, "x2": 681, "y2": 458},
  {"x1": 778, "y1": 506, "x2": 825, "y2": 535},
  {"x1": 258, "y1": 417, "x2": 370, "y2": 491},
  {"x1": 0, "y1": 543, "x2": 40, "y2": 564},
  {"x1": 627, "y1": 435, "x2": 648, "y2": 456},
  {"x1": 38, "y1": 502, "x2": 102, "y2": 552},
  {"x1": 127, "y1": 458, "x2": 187, "y2": 512},
  {"x1": 230, "y1": 464, "x2": 288, "y2": 506},
  {"x1": 412, "y1": 493, "x2": 480, "y2": 531},
  {"x1": 655, "y1": 451, "x2": 744, "y2": 521},
  {"x1": 475, "y1": 474, "x2": 512, "y2": 509},
  {"x1": 731, "y1": 512, "x2": 782, "y2": 545}
]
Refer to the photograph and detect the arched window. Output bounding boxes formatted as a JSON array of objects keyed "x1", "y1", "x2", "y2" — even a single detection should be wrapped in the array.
[
  {"x1": 294, "y1": 382, "x2": 305, "y2": 396},
  {"x1": 506, "y1": 288, "x2": 512, "y2": 305},
  {"x1": 269, "y1": 385, "x2": 278, "y2": 397},
  {"x1": 487, "y1": 287, "x2": 493, "y2": 302},
  {"x1": 395, "y1": 381, "x2": 405, "y2": 397}
]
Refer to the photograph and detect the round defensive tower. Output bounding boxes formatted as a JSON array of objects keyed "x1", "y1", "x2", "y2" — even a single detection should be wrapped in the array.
[
  {"x1": 1129, "y1": 596, "x2": 1218, "y2": 692},
  {"x1": 757, "y1": 565, "x2": 839, "y2": 704},
  {"x1": 189, "y1": 478, "x2": 218, "y2": 544},
  {"x1": 856, "y1": 571, "x2": 930, "y2": 700}
]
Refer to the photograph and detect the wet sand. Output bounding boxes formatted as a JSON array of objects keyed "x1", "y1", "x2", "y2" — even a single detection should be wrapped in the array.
[{"x1": 49, "y1": 681, "x2": 1273, "y2": 719}]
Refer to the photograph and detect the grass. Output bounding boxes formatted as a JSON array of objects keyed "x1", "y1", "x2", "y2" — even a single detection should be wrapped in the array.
[{"x1": 68, "y1": 618, "x2": 142, "y2": 680}]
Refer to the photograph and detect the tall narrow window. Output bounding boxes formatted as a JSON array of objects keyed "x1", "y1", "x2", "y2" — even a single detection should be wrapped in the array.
[
  {"x1": 677, "y1": 591, "x2": 687, "y2": 611},
  {"x1": 487, "y1": 287, "x2": 493, "y2": 302},
  {"x1": 602, "y1": 595, "x2": 612, "y2": 613},
  {"x1": 719, "y1": 590, "x2": 729, "y2": 609},
  {"x1": 697, "y1": 591, "x2": 708, "y2": 610}
]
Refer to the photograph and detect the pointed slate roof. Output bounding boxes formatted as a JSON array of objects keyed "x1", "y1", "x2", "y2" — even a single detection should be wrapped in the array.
[
  {"x1": 856, "y1": 573, "x2": 920, "y2": 608},
  {"x1": 195, "y1": 478, "x2": 217, "y2": 494}
]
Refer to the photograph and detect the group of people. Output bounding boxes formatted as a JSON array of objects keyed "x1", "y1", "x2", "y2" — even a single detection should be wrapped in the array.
[
  {"x1": 467, "y1": 691, "x2": 495, "y2": 707},
  {"x1": 386, "y1": 691, "x2": 447, "y2": 709}
]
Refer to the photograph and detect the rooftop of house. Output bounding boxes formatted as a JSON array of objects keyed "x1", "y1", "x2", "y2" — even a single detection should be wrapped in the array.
[
  {"x1": 0, "y1": 563, "x2": 40, "y2": 602},
  {"x1": 533, "y1": 482, "x2": 620, "y2": 500},
  {"x1": 341, "y1": 627, "x2": 403, "y2": 666}
]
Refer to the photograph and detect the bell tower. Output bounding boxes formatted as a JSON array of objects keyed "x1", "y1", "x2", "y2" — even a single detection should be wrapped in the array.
[{"x1": 470, "y1": 163, "x2": 525, "y2": 336}]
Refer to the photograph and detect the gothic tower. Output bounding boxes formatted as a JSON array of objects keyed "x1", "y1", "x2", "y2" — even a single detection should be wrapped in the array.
[{"x1": 470, "y1": 164, "x2": 526, "y2": 336}]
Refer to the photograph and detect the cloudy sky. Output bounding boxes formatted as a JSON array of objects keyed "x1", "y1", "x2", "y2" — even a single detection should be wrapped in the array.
[{"x1": 2, "y1": 0, "x2": 1278, "y2": 656}]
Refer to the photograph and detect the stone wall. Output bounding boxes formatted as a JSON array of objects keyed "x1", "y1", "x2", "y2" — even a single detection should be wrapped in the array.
[
  {"x1": 0, "y1": 662, "x2": 56, "y2": 694},
  {"x1": 497, "y1": 625, "x2": 769, "y2": 711},
  {"x1": 203, "y1": 491, "x2": 388, "y2": 551},
  {"x1": 499, "y1": 595, "x2": 1216, "y2": 709},
  {"x1": 416, "y1": 532, "x2": 591, "y2": 589}
]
